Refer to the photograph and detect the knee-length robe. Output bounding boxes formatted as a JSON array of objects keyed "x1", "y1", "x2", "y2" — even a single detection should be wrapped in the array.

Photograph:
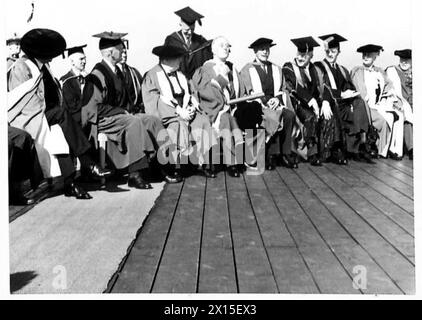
[{"x1": 142, "y1": 64, "x2": 216, "y2": 166}]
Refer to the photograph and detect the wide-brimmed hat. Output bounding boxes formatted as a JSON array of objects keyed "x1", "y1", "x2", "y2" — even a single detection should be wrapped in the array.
[
  {"x1": 152, "y1": 45, "x2": 187, "y2": 58},
  {"x1": 21, "y1": 28, "x2": 66, "y2": 60}
]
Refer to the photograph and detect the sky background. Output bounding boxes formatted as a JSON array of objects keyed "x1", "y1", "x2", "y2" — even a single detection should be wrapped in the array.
[{"x1": 4, "y1": 0, "x2": 412, "y2": 77}]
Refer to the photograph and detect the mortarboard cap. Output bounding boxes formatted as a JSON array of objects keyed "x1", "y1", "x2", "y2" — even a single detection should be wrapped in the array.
[
  {"x1": 152, "y1": 44, "x2": 187, "y2": 58},
  {"x1": 248, "y1": 38, "x2": 276, "y2": 49},
  {"x1": 394, "y1": 49, "x2": 411, "y2": 59},
  {"x1": 6, "y1": 32, "x2": 21, "y2": 45},
  {"x1": 175, "y1": 6, "x2": 204, "y2": 26},
  {"x1": 291, "y1": 36, "x2": 320, "y2": 53},
  {"x1": 357, "y1": 44, "x2": 384, "y2": 53},
  {"x1": 93, "y1": 31, "x2": 128, "y2": 50},
  {"x1": 21, "y1": 28, "x2": 66, "y2": 60},
  {"x1": 319, "y1": 33, "x2": 347, "y2": 50},
  {"x1": 62, "y1": 44, "x2": 86, "y2": 58}
]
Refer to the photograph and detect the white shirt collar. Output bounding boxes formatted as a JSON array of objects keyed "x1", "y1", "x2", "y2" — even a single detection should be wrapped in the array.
[
  {"x1": 160, "y1": 63, "x2": 175, "y2": 75},
  {"x1": 34, "y1": 58, "x2": 47, "y2": 70},
  {"x1": 103, "y1": 58, "x2": 117, "y2": 73}
]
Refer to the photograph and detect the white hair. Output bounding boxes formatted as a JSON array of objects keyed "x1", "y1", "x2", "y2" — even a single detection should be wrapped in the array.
[{"x1": 211, "y1": 36, "x2": 230, "y2": 55}]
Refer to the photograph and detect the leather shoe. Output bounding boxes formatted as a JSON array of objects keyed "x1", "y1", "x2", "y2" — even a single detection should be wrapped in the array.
[
  {"x1": 309, "y1": 155, "x2": 322, "y2": 166},
  {"x1": 64, "y1": 183, "x2": 92, "y2": 199},
  {"x1": 87, "y1": 164, "x2": 113, "y2": 178},
  {"x1": 163, "y1": 171, "x2": 183, "y2": 183},
  {"x1": 128, "y1": 174, "x2": 153, "y2": 189},
  {"x1": 279, "y1": 155, "x2": 296, "y2": 169},
  {"x1": 265, "y1": 156, "x2": 277, "y2": 170},
  {"x1": 227, "y1": 165, "x2": 240, "y2": 177},
  {"x1": 335, "y1": 150, "x2": 348, "y2": 165},
  {"x1": 360, "y1": 151, "x2": 376, "y2": 164},
  {"x1": 388, "y1": 151, "x2": 403, "y2": 161},
  {"x1": 9, "y1": 194, "x2": 35, "y2": 205},
  {"x1": 197, "y1": 166, "x2": 217, "y2": 178}
]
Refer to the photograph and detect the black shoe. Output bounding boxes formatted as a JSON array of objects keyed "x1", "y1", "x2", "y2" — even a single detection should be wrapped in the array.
[
  {"x1": 409, "y1": 149, "x2": 413, "y2": 160},
  {"x1": 279, "y1": 155, "x2": 296, "y2": 169},
  {"x1": 128, "y1": 174, "x2": 153, "y2": 189},
  {"x1": 369, "y1": 149, "x2": 378, "y2": 159},
  {"x1": 85, "y1": 164, "x2": 113, "y2": 179},
  {"x1": 360, "y1": 151, "x2": 376, "y2": 164},
  {"x1": 227, "y1": 165, "x2": 241, "y2": 177},
  {"x1": 9, "y1": 194, "x2": 35, "y2": 205},
  {"x1": 388, "y1": 151, "x2": 403, "y2": 161},
  {"x1": 64, "y1": 183, "x2": 92, "y2": 199},
  {"x1": 335, "y1": 150, "x2": 348, "y2": 165},
  {"x1": 309, "y1": 155, "x2": 322, "y2": 166},
  {"x1": 197, "y1": 166, "x2": 217, "y2": 178},
  {"x1": 163, "y1": 171, "x2": 184, "y2": 183}
]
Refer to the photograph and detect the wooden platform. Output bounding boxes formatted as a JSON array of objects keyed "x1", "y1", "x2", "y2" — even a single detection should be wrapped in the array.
[{"x1": 108, "y1": 159, "x2": 414, "y2": 294}]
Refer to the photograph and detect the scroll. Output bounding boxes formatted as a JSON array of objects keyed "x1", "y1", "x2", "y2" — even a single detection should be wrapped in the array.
[{"x1": 227, "y1": 92, "x2": 265, "y2": 105}]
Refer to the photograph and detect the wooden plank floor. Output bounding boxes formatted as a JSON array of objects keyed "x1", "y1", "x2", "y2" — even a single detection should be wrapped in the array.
[{"x1": 109, "y1": 159, "x2": 415, "y2": 294}]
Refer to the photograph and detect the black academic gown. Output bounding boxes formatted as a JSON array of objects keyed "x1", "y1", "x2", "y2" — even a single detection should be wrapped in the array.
[
  {"x1": 314, "y1": 60, "x2": 370, "y2": 153},
  {"x1": 283, "y1": 61, "x2": 341, "y2": 159},
  {"x1": 60, "y1": 70, "x2": 85, "y2": 125},
  {"x1": 164, "y1": 31, "x2": 213, "y2": 80}
]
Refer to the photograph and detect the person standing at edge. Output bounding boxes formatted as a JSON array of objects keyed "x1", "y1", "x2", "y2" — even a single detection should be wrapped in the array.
[{"x1": 164, "y1": 6, "x2": 213, "y2": 81}]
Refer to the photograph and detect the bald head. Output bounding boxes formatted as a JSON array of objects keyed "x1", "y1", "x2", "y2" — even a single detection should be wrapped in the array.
[{"x1": 212, "y1": 36, "x2": 231, "y2": 62}]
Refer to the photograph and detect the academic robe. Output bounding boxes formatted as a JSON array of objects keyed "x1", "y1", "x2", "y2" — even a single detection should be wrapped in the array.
[
  {"x1": 386, "y1": 65, "x2": 413, "y2": 151},
  {"x1": 351, "y1": 65, "x2": 401, "y2": 157},
  {"x1": 282, "y1": 61, "x2": 328, "y2": 158},
  {"x1": 314, "y1": 59, "x2": 370, "y2": 153},
  {"x1": 119, "y1": 63, "x2": 145, "y2": 113},
  {"x1": 60, "y1": 70, "x2": 85, "y2": 124},
  {"x1": 191, "y1": 59, "x2": 245, "y2": 165},
  {"x1": 164, "y1": 31, "x2": 213, "y2": 80},
  {"x1": 7, "y1": 57, "x2": 88, "y2": 178},
  {"x1": 82, "y1": 60, "x2": 156, "y2": 169},
  {"x1": 240, "y1": 61, "x2": 295, "y2": 157},
  {"x1": 142, "y1": 64, "x2": 216, "y2": 165}
]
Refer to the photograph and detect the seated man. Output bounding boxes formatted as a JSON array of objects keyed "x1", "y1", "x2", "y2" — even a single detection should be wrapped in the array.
[
  {"x1": 60, "y1": 45, "x2": 88, "y2": 125},
  {"x1": 283, "y1": 36, "x2": 337, "y2": 166},
  {"x1": 351, "y1": 45, "x2": 401, "y2": 159},
  {"x1": 315, "y1": 34, "x2": 374, "y2": 164},
  {"x1": 142, "y1": 44, "x2": 217, "y2": 178},
  {"x1": 8, "y1": 125, "x2": 43, "y2": 205},
  {"x1": 82, "y1": 32, "x2": 182, "y2": 189},
  {"x1": 8, "y1": 28, "x2": 111, "y2": 200},
  {"x1": 386, "y1": 49, "x2": 413, "y2": 160},
  {"x1": 192, "y1": 36, "x2": 245, "y2": 177},
  {"x1": 239, "y1": 38, "x2": 296, "y2": 170},
  {"x1": 164, "y1": 6, "x2": 213, "y2": 80}
]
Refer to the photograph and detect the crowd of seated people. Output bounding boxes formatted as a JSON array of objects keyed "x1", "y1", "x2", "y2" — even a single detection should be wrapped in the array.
[{"x1": 6, "y1": 6, "x2": 413, "y2": 204}]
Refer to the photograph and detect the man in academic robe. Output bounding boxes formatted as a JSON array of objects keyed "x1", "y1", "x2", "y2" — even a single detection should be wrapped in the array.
[
  {"x1": 82, "y1": 31, "x2": 181, "y2": 189},
  {"x1": 118, "y1": 45, "x2": 144, "y2": 114},
  {"x1": 164, "y1": 6, "x2": 213, "y2": 80},
  {"x1": 192, "y1": 36, "x2": 246, "y2": 177},
  {"x1": 386, "y1": 49, "x2": 413, "y2": 159},
  {"x1": 142, "y1": 44, "x2": 217, "y2": 178},
  {"x1": 6, "y1": 33, "x2": 21, "y2": 71},
  {"x1": 60, "y1": 45, "x2": 88, "y2": 125},
  {"x1": 314, "y1": 34, "x2": 374, "y2": 164},
  {"x1": 8, "y1": 125, "x2": 43, "y2": 205},
  {"x1": 8, "y1": 28, "x2": 111, "y2": 200},
  {"x1": 351, "y1": 45, "x2": 402, "y2": 159},
  {"x1": 283, "y1": 36, "x2": 339, "y2": 166}
]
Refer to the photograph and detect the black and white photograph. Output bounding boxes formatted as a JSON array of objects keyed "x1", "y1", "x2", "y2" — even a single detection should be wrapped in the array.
[{"x1": 1, "y1": 0, "x2": 419, "y2": 300}]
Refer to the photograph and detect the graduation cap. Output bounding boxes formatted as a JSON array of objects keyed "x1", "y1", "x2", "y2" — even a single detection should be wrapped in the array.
[
  {"x1": 291, "y1": 36, "x2": 320, "y2": 53},
  {"x1": 394, "y1": 49, "x2": 411, "y2": 59},
  {"x1": 152, "y1": 44, "x2": 187, "y2": 58},
  {"x1": 6, "y1": 32, "x2": 21, "y2": 45},
  {"x1": 356, "y1": 44, "x2": 384, "y2": 53},
  {"x1": 175, "y1": 6, "x2": 204, "y2": 26},
  {"x1": 21, "y1": 28, "x2": 66, "y2": 60},
  {"x1": 319, "y1": 33, "x2": 347, "y2": 50},
  {"x1": 93, "y1": 31, "x2": 128, "y2": 50},
  {"x1": 62, "y1": 44, "x2": 87, "y2": 58},
  {"x1": 248, "y1": 38, "x2": 276, "y2": 49}
]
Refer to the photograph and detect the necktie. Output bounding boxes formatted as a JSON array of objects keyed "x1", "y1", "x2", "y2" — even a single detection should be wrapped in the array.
[
  {"x1": 78, "y1": 75, "x2": 85, "y2": 86},
  {"x1": 115, "y1": 66, "x2": 124, "y2": 80},
  {"x1": 167, "y1": 71, "x2": 177, "y2": 77}
]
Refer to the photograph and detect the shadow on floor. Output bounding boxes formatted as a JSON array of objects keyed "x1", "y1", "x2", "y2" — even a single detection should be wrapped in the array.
[{"x1": 10, "y1": 271, "x2": 38, "y2": 293}]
